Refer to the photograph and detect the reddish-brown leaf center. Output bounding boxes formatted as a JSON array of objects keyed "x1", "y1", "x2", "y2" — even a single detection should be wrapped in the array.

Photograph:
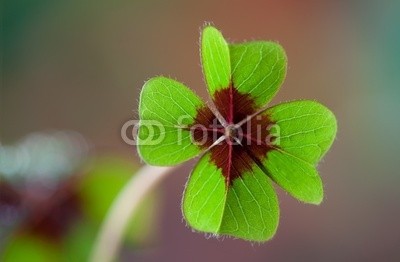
[{"x1": 190, "y1": 85, "x2": 276, "y2": 186}]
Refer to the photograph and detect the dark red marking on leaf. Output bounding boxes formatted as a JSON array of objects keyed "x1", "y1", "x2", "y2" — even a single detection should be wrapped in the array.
[
  {"x1": 21, "y1": 178, "x2": 82, "y2": 241},
  {"x1": 191, "y1": 85, "x2": 277, "y2": 186},
  {"x1": 0, "y1": 181, "x2": 23, "y2": 228},
  {"x1": 1, "y1": 177, "x2": 83, "y2": 242},
  {"x1": 0, "y1": 181, "x2": 22, "y2": 207},
  {"x1": 212, "y1": 84, "x2": 256, "y2": 124}
]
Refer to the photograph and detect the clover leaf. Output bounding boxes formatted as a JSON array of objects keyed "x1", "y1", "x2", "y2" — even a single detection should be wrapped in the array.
[{"x1": 137, "y1": 25, "x2": 337, "y2": 241}]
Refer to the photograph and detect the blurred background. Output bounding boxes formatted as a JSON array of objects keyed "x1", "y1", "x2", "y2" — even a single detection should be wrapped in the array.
[{"x1": 1, "y1": 0, "x2": 400, "y2": 261}]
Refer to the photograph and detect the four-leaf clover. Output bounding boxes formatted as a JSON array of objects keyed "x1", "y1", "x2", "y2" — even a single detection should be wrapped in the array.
[{"x1": 137, "y1": 25, "x2": 337, "y2": 241}]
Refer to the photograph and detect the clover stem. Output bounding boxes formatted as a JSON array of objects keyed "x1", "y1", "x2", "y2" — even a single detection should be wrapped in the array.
[{"x1": 90, "y1": 165, "x2": 176, "y2": 262}]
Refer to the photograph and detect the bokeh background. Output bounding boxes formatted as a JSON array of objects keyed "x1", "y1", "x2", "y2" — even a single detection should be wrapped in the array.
[{"x1": 1, "y1": 0, "x2": 400, "y2": 261}]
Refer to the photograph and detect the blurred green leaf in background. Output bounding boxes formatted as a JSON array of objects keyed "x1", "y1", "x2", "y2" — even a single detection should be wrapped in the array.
[{"x1": 0, "y1": 132, "x2": 159, "y2": 262}]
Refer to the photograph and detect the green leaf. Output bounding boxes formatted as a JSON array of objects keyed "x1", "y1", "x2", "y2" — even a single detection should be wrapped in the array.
[
  {"x1": 138, "y1": 77, "x2": 204, "y2": 165},
  {"x1": 79, "y1": 156, "x2": 138, "y2": 224},
  {"x1": 201, "y1": 25, "x2": 231, "y2": 94},
  {"x1": 264, "y1": 150, "x2": 323, "y2": 204},
  {"x1": 2, "y1": 234, "x2": 60, "y2": 262},
  {"x1": 266, "y1": 100, "x2": 337, "y2": 164},
  {"x1": 64, "y1": 221, "x2": 97, "y2": 262},
  {"x1": 261, "y1": 100, "x2": 337, "y2": 204},
  {"x1": 70, "y1": 156, "x2": 159, "y2": 260},
  {"x1": 183, "y1": 153, "x2": 279, "y2": 241},
  {"x1": 230, "y1": 41, "x2": 287, "y2": 107}
]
